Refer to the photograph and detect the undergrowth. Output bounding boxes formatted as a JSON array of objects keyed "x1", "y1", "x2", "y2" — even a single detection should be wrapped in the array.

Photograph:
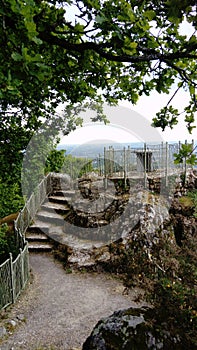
[
  {"x1": 108, "y1": 221, "x2": 197, "y2": 347},
  {"x1": 0, "y1": 224, "x2": 19, "y2": 264}
]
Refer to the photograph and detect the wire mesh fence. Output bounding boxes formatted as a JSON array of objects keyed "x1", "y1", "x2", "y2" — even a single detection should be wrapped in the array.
[
  {"x1": 14, "y1": 173, "x2": 53, "y2": 240},
  {"x1": 99, "y1": 142, "x2": 190, "y2": 181},
  {"x1": 0, "y1": 245, "x2": 29, "y2": 310},
  {"x1": 0, "y1": 258, "x2": 12, "y2": 310}
]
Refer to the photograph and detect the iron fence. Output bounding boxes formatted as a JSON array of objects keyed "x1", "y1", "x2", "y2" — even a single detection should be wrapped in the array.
[
  {"x1": 98, "y1": 142, "x2": 192, "y2": 182},
  {"x1": 0, "y1": 173, "x2": 53, "y2": 310},
  {"x1": 0, "y1": 245, "x2": 29, "y2": 310},
  {"x1": 14, "y1": 173, "x2": 53, "y2": 240}
]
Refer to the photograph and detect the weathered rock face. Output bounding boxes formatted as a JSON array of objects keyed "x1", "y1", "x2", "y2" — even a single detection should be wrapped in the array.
[
  {"x1": 50, "y1": 173, "x2": 71, "y2": 194},
  {"x1": 83, "y1": 307, "x2": 182, "y2": 350},
  {"x1": 51, "y1": 170, "x2": 196, "y2": 267},
  {"x1": 57, "y1": 190, "x2": 170, "y2": 267}
]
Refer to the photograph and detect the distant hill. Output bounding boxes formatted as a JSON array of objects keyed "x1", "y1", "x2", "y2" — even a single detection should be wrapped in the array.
[
  {"x1": 57, "y1": 142, "x2": 144, "y2": 159},
  {"x1": 57, "y1": 141, "x2": 197, "y2": 159}
]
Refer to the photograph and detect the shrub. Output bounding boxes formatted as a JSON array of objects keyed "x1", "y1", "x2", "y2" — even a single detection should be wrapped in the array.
[
  {"x1": 120, "y1": 229, "x2": 197, "y2": 347},
  {"x1": 0, "y1": 181, "x2": 24, "y2": 218},
  {"x1": 0, "y1": 224, "x2": 19, "y2": 264}
]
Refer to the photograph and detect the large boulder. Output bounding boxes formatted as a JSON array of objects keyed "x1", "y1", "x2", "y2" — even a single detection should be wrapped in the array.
[{"x1": 83, "y1": 307, "x2": 183, "y2": 350}]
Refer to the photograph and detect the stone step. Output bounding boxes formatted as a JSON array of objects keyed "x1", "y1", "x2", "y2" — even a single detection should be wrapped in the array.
[
  {"x1": 48, "y1": 227, "x2": 109, "y2": 267},
  {"x1": 51, "y1": 190, "x2": 76, "y2": 198},
  {"x1": 50, "y1": 190, "x2": 75, "y2": 197},
  {"x1": 26, "y1": 232, "x2": 49, "y2": 242},
  {"x1": 37, "y1": 210, "x2": 65, "y2": 225},
  {"x1": 49, "y1": 227, "x2": 105, "y2": 249},
  {"x1": 27, "y1": 221, "x2": 51, "y2": 234},
  {"x1": 28, "y1": 242, "x2": 53, "y2": 252},
  {"x1": 41, "y1": 201, "x2": 70, "y2": 214},
  {"x1": 48, "y1": 195, "x2": 71, "y2": 205}
]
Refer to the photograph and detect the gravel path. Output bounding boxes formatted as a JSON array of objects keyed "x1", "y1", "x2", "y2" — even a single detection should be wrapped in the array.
[{"x1": 0, "y1": 253, "x2": 146, "y2": 350}]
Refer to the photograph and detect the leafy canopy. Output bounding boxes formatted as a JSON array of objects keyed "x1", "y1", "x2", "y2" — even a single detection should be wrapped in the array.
[
  {"x1": 0, "y1": 0, "x2": 197, "y2": 132},
  {"x1": 0, "y1": 0, "x2": 197, "y2": 213}
]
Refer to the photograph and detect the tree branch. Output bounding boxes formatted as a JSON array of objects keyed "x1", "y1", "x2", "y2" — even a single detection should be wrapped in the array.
[
  {"x1": 166, "y1": 83, "x2": 184, "y2": 107},
  {"x1": 39, "y1": 31, "x2": 197, "y2": 64},
  {"x1": 163, "y1": 59, "x2": 197, "y2": 86}
]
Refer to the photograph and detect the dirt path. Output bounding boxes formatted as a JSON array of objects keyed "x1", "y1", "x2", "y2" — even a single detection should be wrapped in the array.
[{"x1": 0, "y1": 253, "x2": 146, "y2": 350}]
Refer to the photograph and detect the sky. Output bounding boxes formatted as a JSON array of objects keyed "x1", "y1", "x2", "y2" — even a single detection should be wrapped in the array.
[{"x1": 59, "y1": 90, "x2": 197, "y2": 146}]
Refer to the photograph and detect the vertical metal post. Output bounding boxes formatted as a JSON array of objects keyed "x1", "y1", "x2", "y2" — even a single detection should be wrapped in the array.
[
  {"x1": 9, "y1": 253, "x2": 15, "y2": 304},
  {"x1": 184, "y1": 140, "x2": 187, "y2": 180},
  {"x1": 109, "y1": 146, "x2": 112, "y2": 176},
  {"x1": 98, "y1": 154, "x2": 101, "y2": 176},
  {"x1": 191, "y1": 139, "x2": 195, "y2": 173},
  {"x1": 104, "y1": 147, "x2": 107, "y2": 190},
  {"x1": 178, "y1": 141, "x2": 181, "y2": 170},
  {"x1": 23, "y1": 245, "x2": 29, "y2": 284},
  {"x1": 127, "y1": 145, "x2": 130, "y2": 173},
  {"x1": 112, "y1": 146, "x2": 114, "y2": 176},
  {"x1": 123, "y1": 147, "x2": 126, "y2": 188},
  {"x1": 104, "y1": 147, "x2": 106, "y2": 177},
  {"x1": 144, "y1": 143, "x2": 147, "y2": 187},
  {"x1": 20, "y1": 248, "x2": 24, "y2": 288},
  {"x1": 165, "y1": 142, "x2": 168, "y2": 187}
]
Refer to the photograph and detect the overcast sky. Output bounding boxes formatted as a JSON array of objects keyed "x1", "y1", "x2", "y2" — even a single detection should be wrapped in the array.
[{"x1": 59, "y1": 89, "x2": 197, "y2": 145}]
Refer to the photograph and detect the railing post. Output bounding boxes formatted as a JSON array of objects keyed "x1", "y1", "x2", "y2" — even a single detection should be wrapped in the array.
[
  {"x1": 184, "y1": 140, "x2": 187, "y2": 181},
  {"x1": 104, "y1": 147, "x2": 107, "y2": 190},
  {"x1": 20, "y1": 248, "x2": 24, "y2": 288},
  {"x1": 127, "y1": 145, "x2": 130, "y2": 174},
  {"x1": 123, "y1": 147, "x2": 126, "y2": 188},
  {"x1": 9, "y1": 253, "x2": 15, "y2": 304},
  {"x1": 98, "y1": 154, "x2": 102, "y2": 176},
  {"x1": 161, "y1": 141, "x2": 164, "y2": 173},
  {"x1": 144, "y1": 143, "x2": 147, "y2": 188},
  {"x1": 112, "y1": 146, "x2": 114, "y2": 176},
  {"x1": 165, "y1": 142, "x2": 168, "y2": 187}
]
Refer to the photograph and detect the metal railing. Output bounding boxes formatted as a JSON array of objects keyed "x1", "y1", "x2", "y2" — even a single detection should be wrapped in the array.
[
  {"x1": 98, "y1": 141, "x2": 194, "y2": 182},
  {"x1": 0, "y1": 173, "x2": 53, "y2": 310},
  {"x1": 102, "y1": 142, "x2": 182, "y2": 176},
  {"x1": 0, "y1": 245, "x2": 29, "y2": 310},
  {"x1": 14, "y1": 173, "x2": 52, "y2": 241}
]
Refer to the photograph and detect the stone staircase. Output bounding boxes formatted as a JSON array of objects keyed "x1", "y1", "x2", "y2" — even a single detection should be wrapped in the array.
[
  {"x1": 25, "y1": 187, "x2": 73, "y2": 252},
  {"x1": 25, "y1": 174, "x2": 124, "y2": 266}
]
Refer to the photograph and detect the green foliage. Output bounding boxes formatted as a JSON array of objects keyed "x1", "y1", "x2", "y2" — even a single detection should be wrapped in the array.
[
  {"x1": 61, "y1": 154, "x2": 94, "y2": 179},
  {"x1": 0, "y1": 181, "x2": 24, "y2": 219},
  {"x1": 45, "y1": 149, "x2": 66, "y2": 173},
  {"x1": 0, "y1": 224, "x2": 9, "y2": 263},
  {"x1": 0, "y1": 224, "x2": 19, "y2": 264},
  {"x1": 0, "y1": 0, "x2": 196, "y2": 133},
  {"x1": 1, "y1": 0, "x2": 196, "y2": 216},
  {"x1": 187, "y1": 190, "x2": 197, "y2": 218},
  {"x1": 174, "y1": 143, "x2": 197, "y2": 166},
  {"x1": 45, "y1": 148, "x2": 94, "y2": 178},
  {"x1": 152, "y1": 232, "x2": 197, "y2": 346},
  {"x1": 22, "y1": 131, "x2": 60, "y2": 196},
  {"x1": 174, "y1": 143, "x2": 197, "y2": 185},
  {"x1": 152, "y1": 106, "x2": 179, "y2": 131},
  {"x1": 109, "y1": 221, "x2": 197, "y2": 346}
]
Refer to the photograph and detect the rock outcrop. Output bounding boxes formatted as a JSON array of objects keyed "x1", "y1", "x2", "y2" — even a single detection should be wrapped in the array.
[{"x1": 83, "y1": 307, "x2": 182, "y2": 350}]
